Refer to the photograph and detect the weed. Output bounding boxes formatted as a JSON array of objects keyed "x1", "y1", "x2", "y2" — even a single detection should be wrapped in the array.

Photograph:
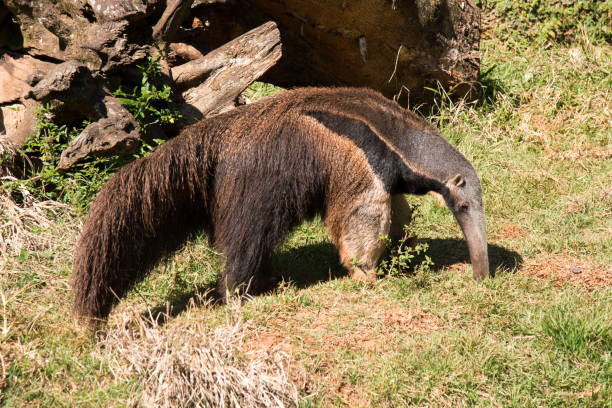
[
  {"x1": 377, "y1": 207, "x2": 434, "y2": 279},
  {"x1": 113, "y1": 55, "x2": 181, "y2": 157}
]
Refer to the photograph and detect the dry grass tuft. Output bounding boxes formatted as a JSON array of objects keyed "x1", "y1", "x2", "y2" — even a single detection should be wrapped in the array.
[
  {"x1": 0, "y1": 187, "x2": 80, "y2": 266},
  {"x1": 100, "y1": 298, "x2": 299, "y2": 408}
]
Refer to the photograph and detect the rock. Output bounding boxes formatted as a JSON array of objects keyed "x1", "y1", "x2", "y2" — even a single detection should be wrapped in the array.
[
  {"x1": 57, "y1": 94, "x2": 142, "y2": 169},
  {"x1": 0, "y1": 102, "x2": 37, "y2": 145},
  {"x1": 569, "y1": 265, "x2": 582, "y2": 274},
  {"x1": 0, "y1": 53, "x2": 54, "y2": 105},
  {"x1": 0, "y1": 53, "x2": 54, "y2": 145}
]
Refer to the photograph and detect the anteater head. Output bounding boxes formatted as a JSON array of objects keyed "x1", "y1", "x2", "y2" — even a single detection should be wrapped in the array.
[
  {"x1": 441, "y1": 171, "x2": 489, "y2": 279},
  {"x1": 403, "y1": 125, "x2": 490, "y2": 280},
  {"x1": 383, "y1": 108, "x2": 490, "y2": 280}
]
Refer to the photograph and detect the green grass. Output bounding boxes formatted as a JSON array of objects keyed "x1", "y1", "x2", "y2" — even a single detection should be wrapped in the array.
[{"x1": 1, "y1": 4, "x2": 611, "y2": 407}]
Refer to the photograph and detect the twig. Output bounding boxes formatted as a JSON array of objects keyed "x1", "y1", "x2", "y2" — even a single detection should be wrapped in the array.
[{"x1": 388, "y1": 45, "x2": 403, "y2": 83}]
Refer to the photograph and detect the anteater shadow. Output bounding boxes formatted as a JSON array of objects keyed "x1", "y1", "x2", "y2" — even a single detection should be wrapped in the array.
[
  {"x1": 140, "y1": 283, "x2": 222, "y2": 325},
  {"x1": 421, "y1": 237, "x2": 523, "y2": 276},
  {"x1": 144, "y1": 239, "x2": 521, "y2": 324},
  {"x1": 143, "y1": 242, "x2": 344, "y2": 324}
]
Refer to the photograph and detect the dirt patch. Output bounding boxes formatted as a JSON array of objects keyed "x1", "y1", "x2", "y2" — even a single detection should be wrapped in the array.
[
  {"x1": 248, "y1": 331, "x2": 292, "y2": 354},
  {"x1": 492, "y1": 223, "x2": 524, "y2": 240},
  {"x1": 336, "y1": 381, "x2": 371, "y2": 408},
  {"x1": 522, "y1": 255, "x2": 611, "y2": 290},
  {"x1": 554, "y1": 145, "x2": 612, "y2": 161},
  {"x1": 245, "y1": 294, "x2": 443, "y2": 406},
  {"x1": 382, "y1": 307, "x2": 442, "y2": 332}
]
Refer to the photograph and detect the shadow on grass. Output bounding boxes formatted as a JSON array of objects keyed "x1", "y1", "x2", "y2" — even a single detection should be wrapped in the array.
[
  {"x1": 142, "y1": 283, "x2": 222, "y2": 325},
  {"x1": 421, "y1": 237, "x2": 523, "y2": 276},
  {"x1": 476, "y1": 65, "x2": 508, "y2": 107},
  {"x1": 271, "y1": 242, "x2": 345, "y2": 288},
  {"x1": 272, "y1": 238, "x2": 523, "y2": 285},
  {"x1": 145, "y1": 239, "x2": 522, "y2": 323}
]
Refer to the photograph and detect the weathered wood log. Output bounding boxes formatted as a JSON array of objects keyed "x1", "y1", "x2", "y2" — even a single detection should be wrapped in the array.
[
  {"x1": 168, "y1": 42, "x2": 206, "y2": 62},
  {"x1": 174, "y1": 21, "x2": 282, "y2": 125},
  {"x1": 153, "y1": 0, "x2": 196, "y2": 42},
  {"x1": 53, "y1": 21, "x2": 281, "y2": 168}
]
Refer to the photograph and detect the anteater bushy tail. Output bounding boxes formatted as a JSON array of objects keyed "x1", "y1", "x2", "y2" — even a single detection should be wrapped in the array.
[{"x1": 72, "y1": 126, "x2": 214, "y2": 322}]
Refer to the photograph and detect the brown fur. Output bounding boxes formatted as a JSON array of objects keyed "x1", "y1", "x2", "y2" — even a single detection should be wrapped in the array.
[{"x1": 72, "y1": 87, "x2": 484, "y2": 322}]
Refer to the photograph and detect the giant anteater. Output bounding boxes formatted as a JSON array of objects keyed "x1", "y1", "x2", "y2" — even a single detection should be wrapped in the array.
[{"x1": 72, "y1": 87, "x2": 489, "y2": 322}]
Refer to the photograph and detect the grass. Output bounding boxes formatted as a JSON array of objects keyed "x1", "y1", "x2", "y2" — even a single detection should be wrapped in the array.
[{"x1": 1, "y1": 4, "x2": 611, "y2": 407}]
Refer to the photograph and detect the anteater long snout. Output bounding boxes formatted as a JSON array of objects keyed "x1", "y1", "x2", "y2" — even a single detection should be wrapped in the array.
[{"x1": 454, "y1": 206, "x2": 490, "y2": 280}]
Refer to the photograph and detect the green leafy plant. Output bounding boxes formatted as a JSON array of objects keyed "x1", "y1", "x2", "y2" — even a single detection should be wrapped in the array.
[
  {"x1": 113, "y1": 55, "x2": 181, "y2": 157},
  {"x1": 3, "y1": 106, "x2": 115, "y2": 210},
  {"x1": 377, "y1": 206, "x2": 434, "y2": 278},
  {"x1": 113, "y1": 55, "x2": 181, "y2": 133}
]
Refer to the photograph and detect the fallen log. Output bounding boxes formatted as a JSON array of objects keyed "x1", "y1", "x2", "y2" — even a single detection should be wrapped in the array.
[
  {"x1": 173, "y1": 21, "x2": 282, "y2": 124},
  {"x1": 56, "y1": 92, "x2": 142, "y2": 170}
]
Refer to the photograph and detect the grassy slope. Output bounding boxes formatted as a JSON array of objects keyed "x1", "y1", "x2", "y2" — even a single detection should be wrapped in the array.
[{"x1": 1, "y1": 5, "x2": 611, "y2": 408}]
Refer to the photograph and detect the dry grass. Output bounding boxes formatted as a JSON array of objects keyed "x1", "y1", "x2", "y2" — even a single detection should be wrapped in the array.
[
  {"x1": 100, "y1": 297, "x2": 299, "y2": 408},
  {"x1": 0, "y1": 187, "x2": 80, "y2": 266}
]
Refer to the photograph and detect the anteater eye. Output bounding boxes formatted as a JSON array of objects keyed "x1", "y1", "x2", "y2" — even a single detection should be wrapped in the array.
[{"x1": 458, "y1": 203, "x2": 469, "y2": 212}]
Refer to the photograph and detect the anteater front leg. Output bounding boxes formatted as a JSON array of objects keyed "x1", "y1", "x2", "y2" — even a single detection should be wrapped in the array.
[
  {"x1": 389, "y1": 194, "x2": 414, "y2": 244},
  {"x1": 326, "y1": 183, "x2": 392, "y2": 282}
]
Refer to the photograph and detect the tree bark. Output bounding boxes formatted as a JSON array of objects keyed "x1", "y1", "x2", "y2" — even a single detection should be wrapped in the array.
[{"x1": 153, "y1": 0, "x2": 196, "y2": 42}]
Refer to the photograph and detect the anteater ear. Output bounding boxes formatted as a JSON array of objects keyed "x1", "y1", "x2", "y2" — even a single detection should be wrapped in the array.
[{"x1": 448, "y1": 174, "x2": 466, "y2": 188}]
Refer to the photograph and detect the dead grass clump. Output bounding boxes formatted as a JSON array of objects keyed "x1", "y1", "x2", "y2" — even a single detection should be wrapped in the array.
[
  {"x1": 0, "y1": 187, "x2": 80, "y2": 265},
  {"x1": 101, "y1": 299, "x2": 299, "y2": 408}
]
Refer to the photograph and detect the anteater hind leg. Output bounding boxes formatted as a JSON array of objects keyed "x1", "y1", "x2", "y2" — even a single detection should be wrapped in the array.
[
  {"x1": 214, "y1": 202, "x2": 295, "y2": 300},
  {"x1": 327, "y1": 185, "x2": 392, "y2": 283},
  {"x1": 216, "y1": 236, "x2": 273, "y2": 299}
]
